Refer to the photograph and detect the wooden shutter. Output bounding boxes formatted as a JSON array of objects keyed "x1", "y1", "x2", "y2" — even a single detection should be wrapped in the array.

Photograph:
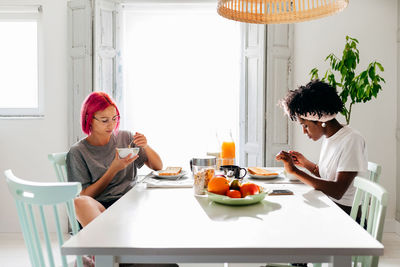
[
  {"x1": 239, "y1": 24, "x2": 293, "y2": 167},
  {"x1": 265, "y1": 24, "x2": 294, "y2": 167},
  {"x1": 68, "y1": 0, "x2": 93, "y2": 145},
  {"x1": 93, "y1": 0, "x2": 121, "y2": 106},
  {"x1": 239, "y1": 24, "x2": 266, "y2": 167}
]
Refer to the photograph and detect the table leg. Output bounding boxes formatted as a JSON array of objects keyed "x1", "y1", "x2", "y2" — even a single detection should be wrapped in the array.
[
  {"x1": 329, "y1": 255, "x2": 351, "y2": 267},
  {"x1": 95, "y1": 255, "x2": 115, "y2": 267}
]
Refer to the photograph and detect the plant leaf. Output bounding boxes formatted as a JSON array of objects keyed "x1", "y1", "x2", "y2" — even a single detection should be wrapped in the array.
[
  {"x1": 368, "y1": 65, "x2": 376, "y2": 79},
  {"x1": 310, "y1": 68, "x2": 320, "y2": 80},
  {"x1": 308, "y1": 35, "x2": 384, "y2": 124},
  {"x1": 376, "y1": 62, "x2": 384, "y2": 71}
]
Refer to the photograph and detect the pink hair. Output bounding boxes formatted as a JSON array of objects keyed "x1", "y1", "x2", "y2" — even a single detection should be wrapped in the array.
[{"x1": 80, "y1": 92, "x2": 120, "y2": 135}]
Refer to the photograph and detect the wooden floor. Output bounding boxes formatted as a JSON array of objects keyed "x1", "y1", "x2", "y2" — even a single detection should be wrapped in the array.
[{"x1": 0, "y1": 233, "x2": 399, "y2": 267}]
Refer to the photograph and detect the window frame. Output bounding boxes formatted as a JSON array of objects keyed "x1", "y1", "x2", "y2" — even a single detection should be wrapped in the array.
[
  {"x1": 120, "y1": 1, "x2": 241, "y2": 170},
  {"x1": 0, "y1": 5, "x2": 44, "y2": 118},
  {"x1": 69, "y1": 0, "x2": 293, "y2": 164}
]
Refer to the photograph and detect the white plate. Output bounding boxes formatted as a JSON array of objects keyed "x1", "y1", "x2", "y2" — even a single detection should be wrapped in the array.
[
  {"x1": 152, "y1": 170, "x2": 186, "y2": 179},
  {"x1": 247, "y1": 170, "x2": 280, "y2": 179}
]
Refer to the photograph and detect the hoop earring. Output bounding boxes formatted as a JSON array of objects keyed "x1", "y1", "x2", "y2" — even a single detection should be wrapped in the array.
[{"x1": 321, "y1": 122, "x2": 326, "y2": 128}]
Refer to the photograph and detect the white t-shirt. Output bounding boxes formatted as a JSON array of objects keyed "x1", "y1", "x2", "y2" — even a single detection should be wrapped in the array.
[{"x1": 318, "y1": 126, "x2": 368, "y2": 206}]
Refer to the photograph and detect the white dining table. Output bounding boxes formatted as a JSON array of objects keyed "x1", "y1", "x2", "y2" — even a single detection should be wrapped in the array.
[{"x1": 62, "y1": 171, "x2": 384, "y2": 267}]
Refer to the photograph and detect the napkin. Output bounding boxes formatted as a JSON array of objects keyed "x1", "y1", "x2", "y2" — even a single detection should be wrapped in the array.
[{"x1": 144, "y1": 177, "x2": 193, "y2": 188}]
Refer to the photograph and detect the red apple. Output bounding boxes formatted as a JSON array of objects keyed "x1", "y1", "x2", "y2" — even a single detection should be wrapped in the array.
[{"x1": 240, "y1": 183, "x2": 260, "y2": 197}]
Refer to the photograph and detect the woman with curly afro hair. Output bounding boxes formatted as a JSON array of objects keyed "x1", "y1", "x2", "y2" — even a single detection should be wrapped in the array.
[{"x1": 276, "y1": 80, "x2": 368, "y2": 215}]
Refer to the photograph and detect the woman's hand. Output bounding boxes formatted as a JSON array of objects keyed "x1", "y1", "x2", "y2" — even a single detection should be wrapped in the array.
[
  {"x1": 288, "y1": 150, "x2": 318, "y2": 175},
  {"x1": 132, "y1": 131, "x2": 163, "y2": 170},
  {"x1": 133, "y1": 132, "x2": 148, "y2": 148},
  {"x1": 110, "y1": 149, "x2": 138, "y2": 173},
  {"x1": 275, "y1": 150, "x2": 297, "y2": 174},
  {"x1": 288, "y1": 150, "x2": 308, "y2": 168}
]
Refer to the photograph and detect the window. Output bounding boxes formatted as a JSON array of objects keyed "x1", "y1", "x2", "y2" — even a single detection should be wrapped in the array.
[
  {"x1": 121, "y1": 3, "x2": 241, "y2": 173},
  {"x1": 0, "y1": 6, "x2": 43, "y2": 117}
]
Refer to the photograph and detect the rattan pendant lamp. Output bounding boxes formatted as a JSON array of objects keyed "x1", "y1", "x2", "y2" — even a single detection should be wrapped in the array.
[{"x1": 217, "y1": 0, "x2": 349, "y2": 24}]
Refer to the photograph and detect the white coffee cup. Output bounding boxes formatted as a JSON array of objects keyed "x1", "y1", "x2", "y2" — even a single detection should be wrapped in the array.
[{"x1": 117, "y1": 147, "x2": 140, "y2": 159}]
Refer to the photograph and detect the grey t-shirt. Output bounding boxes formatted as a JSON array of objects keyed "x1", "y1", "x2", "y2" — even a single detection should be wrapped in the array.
[{"x1": 66, "y1": 130, "x2": 147, "y2": 203}]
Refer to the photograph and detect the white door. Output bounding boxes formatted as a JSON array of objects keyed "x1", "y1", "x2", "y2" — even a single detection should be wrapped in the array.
[
  {"x1": 239, "y1": 24, "x2": 293, "y2": 167},
  {"x1": 265, "y1": 24, "x2": 293, "y2": 167},
  {"x1": 93, "y1": 0, "x2": 121, "y2": 104},
  {"x1": 67, "y1": 0, "x2": 93, "y2": 145},
  {"x1": 239, "y1": 23, "x2": 266, "y2": 167}
]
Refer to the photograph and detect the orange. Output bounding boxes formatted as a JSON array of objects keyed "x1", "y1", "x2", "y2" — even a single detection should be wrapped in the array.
[
  {"x1": 207, "y1": 177, "x2": 230, "y2": 195},
  {"x1": 226, "y1": 190, "x2": 242, "y2": 198}
]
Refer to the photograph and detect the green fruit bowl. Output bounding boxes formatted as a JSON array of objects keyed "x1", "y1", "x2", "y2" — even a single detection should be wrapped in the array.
[{"x1": 206, "y1": 190, "x2": 268, "y2": 206}]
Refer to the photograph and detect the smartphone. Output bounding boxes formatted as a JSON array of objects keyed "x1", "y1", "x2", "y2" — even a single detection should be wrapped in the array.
[{"x1": 268, "y1": 189, "x2": 294, "y2": 195}]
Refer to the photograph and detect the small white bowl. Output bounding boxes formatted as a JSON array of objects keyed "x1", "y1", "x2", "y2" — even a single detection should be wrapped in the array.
[{"x1": 117, "y1": 147, "x2": 140, "y2": 159}]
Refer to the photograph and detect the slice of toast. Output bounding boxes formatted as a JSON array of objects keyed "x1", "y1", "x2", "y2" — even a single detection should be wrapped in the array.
[
  {"x1": 247, "y1": 167, "x2": 278, "y2": 176},
  {"x1": 158, "y1": 167, "x2": 182, "y2": 176}
]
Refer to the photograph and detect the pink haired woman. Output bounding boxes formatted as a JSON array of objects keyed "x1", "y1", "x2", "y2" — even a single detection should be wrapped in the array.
[{"x1": 67, "y1": 92, "x2": 163, "y2": 227}]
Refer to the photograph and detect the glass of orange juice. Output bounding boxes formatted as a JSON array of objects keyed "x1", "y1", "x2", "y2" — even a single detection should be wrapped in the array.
[{"x1": 218, "y1": 129, "x2": 235, "y2": 166}]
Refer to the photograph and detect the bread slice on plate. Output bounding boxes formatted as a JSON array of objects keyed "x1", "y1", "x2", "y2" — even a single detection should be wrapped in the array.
[
  {"x1": 247, "y1": 167, "x2": 278, "y2": 176},
  {"x1": 158, "y1": 167, "x2": 182, "y2": 176}
]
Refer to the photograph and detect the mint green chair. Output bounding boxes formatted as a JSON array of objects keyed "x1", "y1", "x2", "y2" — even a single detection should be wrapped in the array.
[
  {"x1": 312, "y1": 177, "x2": 388, "y2": 267},
  {"x1": 48, "y1": 152, "x2": 68, "y2": 183},
  {"x1": 351, "y1": 176, "x2": 388, "y2": 267},
  {"x1": 49, "y1": 152, "x2": 82, "y2": 232},
  {"x1": 268, "y1": 176, "x2": 388, "y2": 267},
  {"x1": 4, "y1": 169, "x2": 83, "y2": 267},
  {"x1": 367, "y1": 161, "x2": 382, "y2": 183}
]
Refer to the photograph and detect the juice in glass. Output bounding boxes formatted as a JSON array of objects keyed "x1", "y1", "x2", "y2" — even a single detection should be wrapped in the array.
[{"x1": 221, "y1": 141, "x2": 235, "y2": 165}]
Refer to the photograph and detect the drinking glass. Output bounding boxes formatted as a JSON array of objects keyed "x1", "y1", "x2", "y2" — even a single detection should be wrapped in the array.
[{"x1": 217, "y1": 129, "x2": 235, "y2": 166}]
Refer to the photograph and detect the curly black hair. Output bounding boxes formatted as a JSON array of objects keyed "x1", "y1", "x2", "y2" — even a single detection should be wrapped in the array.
[{"x1": 281, "y1": 80, "x2": 343, "y2": 121}]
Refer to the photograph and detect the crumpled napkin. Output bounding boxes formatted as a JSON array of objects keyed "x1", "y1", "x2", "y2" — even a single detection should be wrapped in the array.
[{"x1": 144, "y1": 176, "x2": 193, "y2": 188}]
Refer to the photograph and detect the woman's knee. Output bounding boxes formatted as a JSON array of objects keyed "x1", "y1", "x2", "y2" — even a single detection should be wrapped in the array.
[
  {"x1": 74, "y1": 195, "x2": 94, "y2": 210},
  {"x1": 74, "y1": 196, "x2": 105, "y2": 213}
]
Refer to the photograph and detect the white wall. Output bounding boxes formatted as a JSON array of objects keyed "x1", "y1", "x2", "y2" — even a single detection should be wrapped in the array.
[
  {"x1": 0, "y1": 0, "x2": 69, "y2": 232},
  {"x1": 293, "y1": 0, "x2": 397, "y2": 223}
]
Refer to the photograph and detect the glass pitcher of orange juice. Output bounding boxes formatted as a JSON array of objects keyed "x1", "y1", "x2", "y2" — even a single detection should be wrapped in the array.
[{"x1": 217, "y1": 129, "x2": 235, "y2": 166}]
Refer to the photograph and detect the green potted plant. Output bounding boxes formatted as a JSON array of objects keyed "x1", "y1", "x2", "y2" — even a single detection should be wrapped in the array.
[{"x1": 310, "y1": 36, "x2": 385, "y2": 125}]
